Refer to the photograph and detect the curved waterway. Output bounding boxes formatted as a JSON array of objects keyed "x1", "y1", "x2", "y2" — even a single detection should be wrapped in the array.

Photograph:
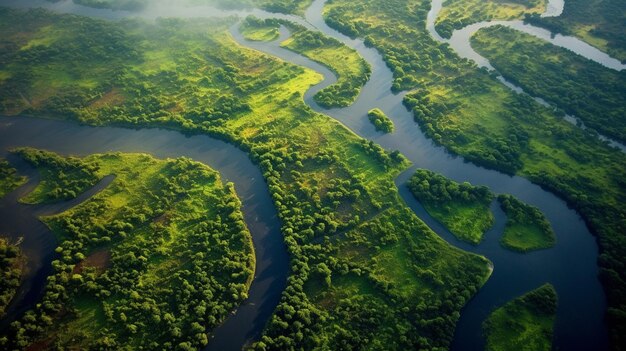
[
  {"x1": 427, "y1": 0, "x2": 626, "y2": 151},
  {"x1": 236, "y1": 1, "x2": 608, "y2": 349},
  {"x1": 0, "y1": 117, "x2": 288, "y2": 350},
  {"x1": 0, "y1": 168, "x2": 115, "y2": 327},
  {"x1": 0, "y1": 0, "x2": 611, "y2": 349}
]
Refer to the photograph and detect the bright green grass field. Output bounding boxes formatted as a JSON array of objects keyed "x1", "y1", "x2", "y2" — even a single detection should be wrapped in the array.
[
  {"x1": 408, "y1": 169, "x2": 494, "y2": 245},
  {"x1": 278, "y1": 20, "x2": 371, "y2": 108},
  {"x1": 2, "y1": 149, "x2": 255, "y2": 350},
  {"x1": 498, "y1": 194, "x2": 555, "y2": 252},
  {"x1": 483, "y1": 284, "x2": 557, "y2": 351},
  {"x1": 240, "y1": 17, "x2": 280, "y2": 42},
  {"x1": 503, "y1": 223, "x2": 551, "y2": 251},
  {"x1": 322, "y1": 1, "x2": 626, "y2": 343},
  {"x1": 426, "y1": 201, "x2": 494, "y2": 244}
]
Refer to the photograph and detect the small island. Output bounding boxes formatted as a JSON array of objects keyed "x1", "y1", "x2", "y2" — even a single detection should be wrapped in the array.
[
  {"x1": 368, "y1": 108, "x2": 394, "y2": 133},
  {"x1": 498, "y1": 194, "x2": 556, "y2": 252},
  {"x1": 240, "y1": 17, "x2": 280, "y2": 42},
  {"x1": 483, "y1": 284, "x2": 558, "y2": 351},
  {"x1": 408, "y1": 169, "x2": 494, "y2": 244}
]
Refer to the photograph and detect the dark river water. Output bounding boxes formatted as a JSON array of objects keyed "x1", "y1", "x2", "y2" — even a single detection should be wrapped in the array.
[
  {"x1": 0, "y1": 0, "x2": 614, "y2": 349},
  {"x1": 0, "y1": 118, "x2": 288, "y2": 350}
]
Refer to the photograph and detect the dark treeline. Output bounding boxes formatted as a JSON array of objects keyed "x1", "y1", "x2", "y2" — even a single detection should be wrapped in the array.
[
  {"x1": 408, "y1": 169, "x2": 492, "y2": 205},
  {"x1": 323, "y1": 1, "x2": 626, "y2": 345},
  {"x1": 15, "y1": 148, "x2": 101, "y2": 203},
  {"x1": 407, "y1": 169, "x2": 494, "y2": 244},
  {"x1": 0, "y1": 238, "x2": 22, "y2": 318}
]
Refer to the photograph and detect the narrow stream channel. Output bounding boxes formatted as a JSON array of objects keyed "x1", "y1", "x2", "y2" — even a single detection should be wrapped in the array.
[
  {"x1": 0, "y1": 0, "x2": 613, "y2": 350},
  {"x1": 427, "y1": 0, "x2": 626, "y2": 151},
  {"x1": 0, "y1": 164, "x2": 115, "y2": 328}
]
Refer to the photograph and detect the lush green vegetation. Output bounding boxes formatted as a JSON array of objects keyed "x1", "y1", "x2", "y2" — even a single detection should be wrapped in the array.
[
  {"x1": 241, "y1": 16, "x2": 371, "y2": 108},
  {"x1": 0, "y1": 159, "x2": 26, "y2": 199},
  {"x1": 14, "y1": 148, "x2": 101, "y2": 204},
  {"x1": 324, "y1": 1, "x2": 626, "y2": 344},
  {"x1": 0, "y1": 237, "x2": 23, "y2": 317},
  {"x1": 408, "y1": 169, "x2": 494, "y2": 244},
  {"x1": 472, "y1": 25, "x2": 626, "y2": 144},
  {"x1": 0, "y1": 9, "x2": 492, "y2": 349},
  {"x1": 483, "y1": 284, "x2": 557, "y2": 351},
  {"x1": 406, "y1": 168, "x2": 554, "y2": 251},
  {"x1": 1, "y1": 149, "x2": 255, "y2": 349},
  {"x1": 497, "y1": 194, "x2": 555, "y2": 252},
  {"x1": 524, "y1": 0, "x2": 626, "y2": 62},
  {"x1": 435, "y1": 0, "x2": 546, "y2": 38},
  {"x1": 368, "y1": 108, "x2": 394, "y2": 133},
  {"x1": 240, "y1": 16, "x2": 280, "y2": 42},
  {"x1": 281, "y1": 21, "x2": 371, "y2": 108}
]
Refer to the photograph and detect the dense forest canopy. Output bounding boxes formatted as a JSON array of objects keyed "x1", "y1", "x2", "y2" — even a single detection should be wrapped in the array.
[
  {"x1": 1, "y1": 149, "x2": 255, "y2": 349},
  {"x1": 15, "y1": 148, "x2": 101, "y2": 204},
  {"x1": 368, "y1": 108, "x2": 394, "y2": 133},
  {"x1": 323, "y1": 1, "x2": 626, "y2": 345},
  {"x1": 0, "y1": 7, "x2": 491, "y2": 350},
  {"x1": 0, "y1": 159, "x2": 26, "y2": 199},
  {"x1": 0, "y1": 0, "x2": 624, "y2": 349}
]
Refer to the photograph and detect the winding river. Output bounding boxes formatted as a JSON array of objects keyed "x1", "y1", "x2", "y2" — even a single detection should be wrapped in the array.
[
  {"x1": 0, "y1": 117, "x2": 288, "y2": 350},
  {"x1": 0, "y1": 0, "x2": 616, "y2": 350},
  {"x1": 427, "y1": 0, "x2": 626, "y2": 151}
]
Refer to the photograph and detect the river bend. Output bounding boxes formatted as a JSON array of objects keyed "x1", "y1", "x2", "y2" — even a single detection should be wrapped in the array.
[{"x1": 0, "y1": 0, "x2": 612, "y2": 350}]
